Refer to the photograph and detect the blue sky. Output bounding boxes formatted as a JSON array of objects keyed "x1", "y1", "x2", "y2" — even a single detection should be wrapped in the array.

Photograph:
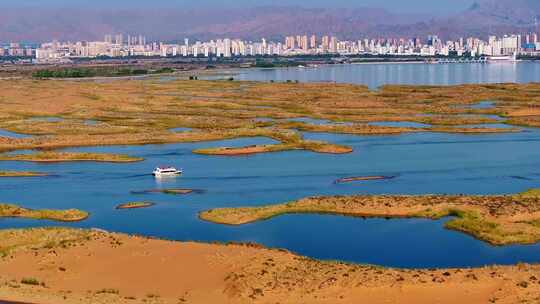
[{"x1": 9, "y1": 0, "x2": 476, "y2": 14}]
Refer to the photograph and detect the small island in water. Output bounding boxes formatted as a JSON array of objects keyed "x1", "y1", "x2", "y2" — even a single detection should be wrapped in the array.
[
  {"x1": 0, "y1": 171, "x2": 48, "y2": 177},
  {"x1": 335, "y1": 176, "x2": 396, "y2": 183},
  {"x1": 116, "y1": 202, "x2": 156, "y2": 210},
  {"x1": 0, "y1": 203, "x2": 89, "y2": 222}
]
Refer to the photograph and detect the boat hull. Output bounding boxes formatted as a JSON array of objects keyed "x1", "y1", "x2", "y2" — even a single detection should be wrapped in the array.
[{"x1": 153, "y1": 172, "x2": 182, "y2": 177}]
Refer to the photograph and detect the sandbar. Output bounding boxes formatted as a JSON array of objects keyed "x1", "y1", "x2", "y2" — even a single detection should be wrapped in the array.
[
  {"x1": 115, "y1": 202, "x2": 155, "y2": 210},
  {"x1": 0, "y1": 171, "x2": 47, "y2": 177},
  {"x1": 335, "y1": 176, "x2": 395, "y2": 183}
]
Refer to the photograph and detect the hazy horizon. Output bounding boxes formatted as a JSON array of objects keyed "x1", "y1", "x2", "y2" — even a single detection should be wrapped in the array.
[
  {"x1": 1, "y1": 0, "x2": 533, "y2": 43},
  {"x1": 7, "y1": 0, "x2": 475, "y2": 15}
]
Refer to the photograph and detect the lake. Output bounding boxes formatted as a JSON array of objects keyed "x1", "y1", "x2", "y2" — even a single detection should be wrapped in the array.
[
  {"x1": 235, "y1": 62, "x2": 540, "y2": 88},
  {"x1": 2, "y1": 64, "x2": 540, "y2": 268},
  {"x1": 1, "y1": 128, "x2": 540, "y2": 268}
]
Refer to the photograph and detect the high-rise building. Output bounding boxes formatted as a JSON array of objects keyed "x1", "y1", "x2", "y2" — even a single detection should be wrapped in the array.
[
  {"x1": 501, "y1": 35, "x2": 519, "y2": 55},
  {"x1": 321, "y1": 36, "x2": 329, "y2": 51},
  {"x1": 310, "y1": 35, "x2": 317, "y2": 49},
  {"x1": 224, "y1": 38, "x2": 231, "y2": 57},
  {"x1": 24, "y1": 30, "x2": 540, "y2": 62},
  {"x1": 301, "y1": 35, "x2": 308, "y2": 51},
  {"x1": 330, "y1": 36, "x2": 338, "y2": 53},
  {"x1": 285, "y1": 36, "x2": 295, "y2": 49},
  {"x1": 115, "y1": 34, "x2": 123, "y2": 45}
]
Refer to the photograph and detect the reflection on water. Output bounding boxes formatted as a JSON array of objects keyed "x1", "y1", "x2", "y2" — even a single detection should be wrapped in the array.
[{"x1": 236, "y1": 62, "x2": 539, "y2": 89}]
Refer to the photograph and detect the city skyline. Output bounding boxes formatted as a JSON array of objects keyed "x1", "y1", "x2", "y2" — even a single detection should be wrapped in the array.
[{"x1": 3, "y1": 31, "x2": 538, "y2": 63}]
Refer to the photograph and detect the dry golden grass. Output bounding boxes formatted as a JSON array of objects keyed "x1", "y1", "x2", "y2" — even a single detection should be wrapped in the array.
[
  {"x1": 0, "y1": 79, "x2": 538, "y2": 155},
  {"x1": 1, "y1": 227, "x2": 540, "y2": 303},
  {"x1": 200, "y1": 189, "x2": 540, "y2": 246},
  {"x1": 0, "y1": 227, "x2": 92, "y2": 258},
  {"x1": 115, "y1": 202, "x2": 155, "y2": 210},
  {"x1": 0, "y1": 204, "x2": 89, "y2": 222},
  {"x1": 0, "y1": 151, "x2": 143, "y2": 163},
  {"x1": 0, "y1": 171, "x2": 47, "y2": 177}
]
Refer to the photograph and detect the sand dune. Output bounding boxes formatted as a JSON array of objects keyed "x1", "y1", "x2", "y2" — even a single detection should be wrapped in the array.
[{"x1": 0, "y1": 228, "x2": 539, "y2": 304}]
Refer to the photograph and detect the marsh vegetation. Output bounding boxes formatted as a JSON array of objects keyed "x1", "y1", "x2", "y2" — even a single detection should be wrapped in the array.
[
  {"x1": 0, "y1": 204, "x2": 89, "y2": 222},
  {"x1": 0, "y1": 80, "x2": 537, "y2": 156},
  {"x1": 200, "y1": 189, "x2": 540, "y2": 246}
]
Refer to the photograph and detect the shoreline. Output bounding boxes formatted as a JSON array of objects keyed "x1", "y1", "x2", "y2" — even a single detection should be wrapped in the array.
[
  {"x1": 0, "y1": 227, "x2": 539, "y2": 304},
  {"x1": 0, "y1": 204, "x2": 88, "y2": 222},
  {"x1": 1, "y1": 65, "x2": 540, "y2": 303},
  {"x1": 335, "y1": 176, "x2": 395, "y2": 183},
  {"x1": 0, "y1": 152, "x2": 143, "y2": 163},
  {"x1": 115, "y1": 202, "x2": 155, "y2": 210},
  {"x1": 0, "y1": 171, "x2": 47, "y2": 177},
  {"x1": 193, "y1": 141, "x2": 353, "y2": 156},
  {"x1": 199, "y1": 190, "x2": 540, "y2": 246}
]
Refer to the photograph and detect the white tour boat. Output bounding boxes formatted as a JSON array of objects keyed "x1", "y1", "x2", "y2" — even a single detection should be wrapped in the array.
[{"x1": 152, "y1": 166, "x2": 182, "y2": 177}]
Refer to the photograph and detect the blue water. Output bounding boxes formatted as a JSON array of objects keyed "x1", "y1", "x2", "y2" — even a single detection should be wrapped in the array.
[
  {"x1": 470, "y1": 101, "x2": 495, "y2": 109},
  {"x1": 0, "y1": 129, "x2": 31, "y2": 139},
  {"x1": 28, "y1": 117, "x2": 64, "y2": 123},
  {"x1": 459, "y1": 114, "x2": 506, "y2": 122},
  {"x1": 84, "y1": 120, "x2": 100, "y2": 126},
  {"x1": 368, "y1": 121, "x2": 431, "y2": 128},
  {"x1": 288, "y1": 117, "x2": 352, "y2": 126},
  {"x1": 254, "y1": 118, "x2": 275, "y2": 123},
  {"x1": 170, "y1": 127, "x2": 193, "y2": 133},
  {"x1": 3, "y1": 64, "x2": 540, "y2": 268},
  {"x1": 456, "y1": 123, "x2": 516, "y2": 129},
  {"x1": 1, "y1": 129, "x2": 540, "y2": 268},
  {"x1": 236, "y1": 62, "x2": 540, "y2": 89}
]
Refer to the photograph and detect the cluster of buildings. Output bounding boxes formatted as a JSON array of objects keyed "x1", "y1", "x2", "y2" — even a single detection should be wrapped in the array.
[
  {"x1": 2, "y1": 33, "x2": 540, "y2": 63},
  {"x1": 0, "y1": 43, "x2": 35, "y2": 58}
]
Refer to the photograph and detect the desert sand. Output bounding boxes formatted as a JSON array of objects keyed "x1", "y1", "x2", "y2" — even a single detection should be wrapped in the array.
[{"x1": 0, "y1": 228, "x2": 539, "y2": 304}]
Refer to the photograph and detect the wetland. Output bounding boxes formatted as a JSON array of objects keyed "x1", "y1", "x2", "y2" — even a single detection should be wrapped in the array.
[
  {"x1": 0, "y1": 78, "x2": 540, "y2": 268},
  {"x1": 1, "y1": 67, "x2": 540, "y2": 302},
  {"x1": 1, "y1": 124, "x2": 540, "y2": 268}
]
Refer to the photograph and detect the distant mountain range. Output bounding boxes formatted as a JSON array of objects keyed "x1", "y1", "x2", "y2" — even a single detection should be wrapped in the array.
[{"x1": 1, "y1": 0, "x2": 540, "y2": 43}]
